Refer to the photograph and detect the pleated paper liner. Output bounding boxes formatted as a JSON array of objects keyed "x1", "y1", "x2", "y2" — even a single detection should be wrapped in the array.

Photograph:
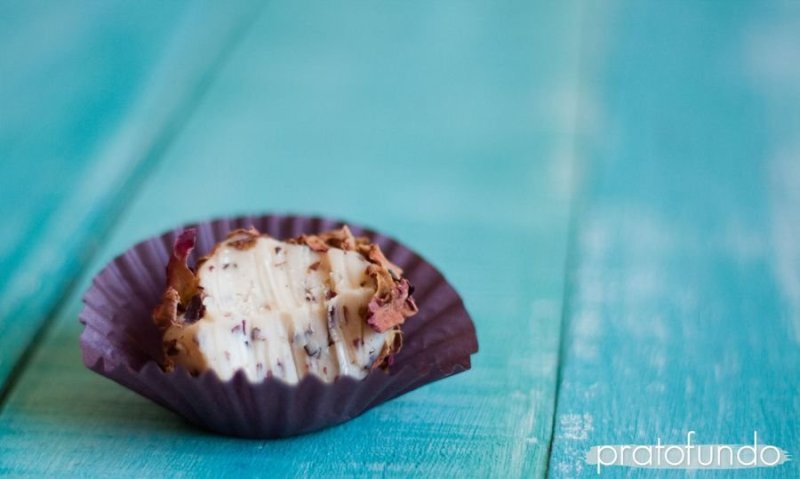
[{"x1": 79, "y1": 214, "x2": 478, "y2": 438}]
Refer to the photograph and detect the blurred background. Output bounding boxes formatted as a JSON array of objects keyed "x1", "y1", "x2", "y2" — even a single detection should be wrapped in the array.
[{"x1": 1, "y1": 1, "x2": 799, "y2": 477}]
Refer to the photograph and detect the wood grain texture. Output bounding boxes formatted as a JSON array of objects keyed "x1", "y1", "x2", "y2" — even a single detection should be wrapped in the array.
[
  {"x1": 549, "y1": 2, "x2": 800, "y2": 478},
  {"x1": 0, "y1": 2, "x2": 581, "y2": 478},
  {"x1": 0, "y1": 1, "x2": 259, "y2": 389}
]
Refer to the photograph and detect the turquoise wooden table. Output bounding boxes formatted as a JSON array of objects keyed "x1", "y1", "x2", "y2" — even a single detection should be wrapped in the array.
[{"x1": 0, "y1": 1, "x2": 798, "y2": 478}]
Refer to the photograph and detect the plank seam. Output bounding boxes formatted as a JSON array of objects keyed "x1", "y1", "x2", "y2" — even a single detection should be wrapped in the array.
[{"x1": 543, "y1": 2, "x2": 591, "y2": 477}]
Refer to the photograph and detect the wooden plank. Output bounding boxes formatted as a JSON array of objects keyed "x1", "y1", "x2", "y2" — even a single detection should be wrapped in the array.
[
  {"x1": 549, "y1": 2, "x2": 800, "y2": 477},
  {"x1": 0, "y1": 1, "x2": 260, "y2": 389},
  {"x1": 0, "y1": 2, "x2": 581, "y2": 477}
]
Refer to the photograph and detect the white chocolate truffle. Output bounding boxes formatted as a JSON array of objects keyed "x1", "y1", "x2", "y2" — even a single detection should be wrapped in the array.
[{"x1": 154, "y1": 228, "x2": 418, "y2": 384}]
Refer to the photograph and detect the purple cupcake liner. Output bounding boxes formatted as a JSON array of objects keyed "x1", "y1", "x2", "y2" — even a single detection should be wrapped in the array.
[{"x1": 79, "y1": 214, "x2": 479, "y2": 438}]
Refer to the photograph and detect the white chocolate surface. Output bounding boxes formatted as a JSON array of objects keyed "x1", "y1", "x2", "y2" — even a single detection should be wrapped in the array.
[{"x1": 164, "y1": 236, "x2": 389, "y2": 383}]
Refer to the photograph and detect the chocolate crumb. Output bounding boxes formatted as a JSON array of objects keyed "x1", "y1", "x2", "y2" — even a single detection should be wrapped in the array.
[
  {"x1": 327, "y1": 305, "x2": 337, "y2": 327},
  {"x1": 325, "y1": 289, "x2": 337, "y2": 300},
  {"x1": 183, "y1": 294, "x2": 205, "y2": 322},
  {"x1": 326, "y1": 305, "x2": 338, "y2": 346},
  {"x1": 228, "y1": 239, "x2": 254, "y2": 250},
  {"x1": 231, "y1": 320, "x2": 246, "y2": 334},
  {"x1": 308, "y1": 261, "x2": 321, "y2": 271},
  {"x1": 292, "y1": 235, "x2": 328, "y2": 252},
  {"x1": 366, "y1": 278, "x2": 418, "y2": 333},
  {"x1": 165, "y1": 339, "x2": 180, "y2": 356},
  {"x1": 226, "y1": 229, "x2": 260, "y2": 250},
  {"x1": 304, "y1": 344, "x2": 321, "y2": 358},
  {"x1": 251, "y1": 327, "x2": 265, "y2": 341}
]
